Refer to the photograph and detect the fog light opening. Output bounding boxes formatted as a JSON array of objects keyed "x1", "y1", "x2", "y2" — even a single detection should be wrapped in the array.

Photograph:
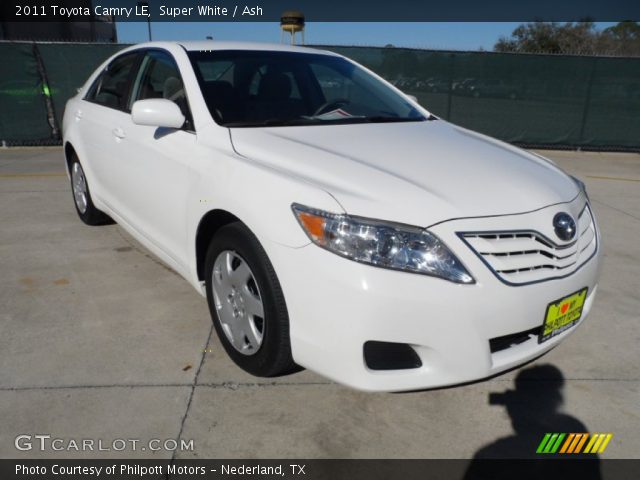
[{"x1": 364, "y1": 341, "x2": 422, "y2": 371}]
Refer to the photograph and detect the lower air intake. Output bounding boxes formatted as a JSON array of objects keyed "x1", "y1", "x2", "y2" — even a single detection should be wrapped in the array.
[
  {"x1": 364, "y1": 341, "x2": 422, "y2": 370},
  {"x1": 489, "y1": 327, "x2": 541, "y2": 353}
]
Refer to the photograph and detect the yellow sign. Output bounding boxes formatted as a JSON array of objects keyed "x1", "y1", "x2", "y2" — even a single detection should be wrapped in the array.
[{"x1": 540, "y1": 288, "x2": 588, "y2": 343}]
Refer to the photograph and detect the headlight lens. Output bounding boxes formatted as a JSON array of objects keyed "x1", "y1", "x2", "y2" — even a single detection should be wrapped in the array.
[{"x1": 292, "y1": 204, "x2": 474, "y2": 284}]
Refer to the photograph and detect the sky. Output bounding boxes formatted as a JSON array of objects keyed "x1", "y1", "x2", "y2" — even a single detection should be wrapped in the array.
[{"x1": 116, "y1": 22, "x2": 617, "y2": 51}]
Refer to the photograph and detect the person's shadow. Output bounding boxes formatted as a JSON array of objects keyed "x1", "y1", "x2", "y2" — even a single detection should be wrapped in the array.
[{"x1": 463, "y1": 364, "x2": 602, "y2": 480}]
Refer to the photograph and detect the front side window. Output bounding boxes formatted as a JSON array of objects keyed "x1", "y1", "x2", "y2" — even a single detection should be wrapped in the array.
[
  {"x1": 130, "y1": 50, "x2": 193, "y2": 130},
  {"x1": 86, "y1": 52, "x2": 138, "y2": 110},
  {"x1": 188, "y1": 50, "x2": 425, "y2": 127}
]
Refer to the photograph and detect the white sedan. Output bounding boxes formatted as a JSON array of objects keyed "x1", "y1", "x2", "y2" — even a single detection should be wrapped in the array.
[{"x1": 62, "y1": 41, "x2": 601, "y2": 391}]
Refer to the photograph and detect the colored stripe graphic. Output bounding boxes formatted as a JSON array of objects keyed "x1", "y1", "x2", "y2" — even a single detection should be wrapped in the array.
[
  {"x1": 536, "y1": 433, "x2": 566, "y2": 454},
  {"x1": 536, "y1": 433, "x2": 552, "y2": 453},
  {"x1": 538, "y1": 433, "x2": 613, "y2": 454},
  {"x1": 550, "y1": 433, "x2": 566, "y2": 453},
  {"x1": 559, "y1": 433, "x2": 575, "y2": 453},
  {"x1": 567, "y1": 434, "x2": 584, "y2": 453},
  {"x1": 585, "y1": 434, "x2": 614, "y2": 453},
  {"x1": 544, "y1": 433, "x2": 559, "y2": 453},
  {"x1": 574, "y1": 434, "x2": 589, "y2": 453},
  {"x1": 598, "y1": 434, "x2": 613, "y2": 453},
  {"x1": 584, "y1": 434, "x2": 599, "y2": 453}
]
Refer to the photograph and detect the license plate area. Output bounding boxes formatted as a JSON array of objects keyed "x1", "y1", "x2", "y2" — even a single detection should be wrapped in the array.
[{"x1": 539, "y1": 287, "x2": 588, "y2": 343}]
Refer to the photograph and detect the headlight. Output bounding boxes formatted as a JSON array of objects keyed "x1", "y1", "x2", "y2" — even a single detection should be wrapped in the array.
[{"x1": 292, "y1": 203, "x2": 474, "y2": 284}]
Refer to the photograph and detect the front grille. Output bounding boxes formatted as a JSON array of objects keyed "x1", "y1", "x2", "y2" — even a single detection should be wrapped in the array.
[{"x1": 460, "y1": 205, "x2": 597, "y2": 285}]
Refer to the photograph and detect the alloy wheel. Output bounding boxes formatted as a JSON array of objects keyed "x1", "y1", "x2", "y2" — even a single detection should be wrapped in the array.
[
  {"x1": 71, "y1": 162, "x2": 88, "y2": 214},
  {"x1": 211, "y1": 250, "x2": 265, "y2": 355}
]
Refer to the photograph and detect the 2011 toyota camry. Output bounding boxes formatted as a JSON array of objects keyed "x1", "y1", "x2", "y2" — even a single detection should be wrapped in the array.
[{"x1": 62, "y1": 41, "x2": 601, "y2": 391}]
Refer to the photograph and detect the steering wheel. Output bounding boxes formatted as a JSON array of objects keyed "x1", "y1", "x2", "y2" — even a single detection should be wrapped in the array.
[{"x1": 313, "y1": 98, "x2": 350, "y2": 116}]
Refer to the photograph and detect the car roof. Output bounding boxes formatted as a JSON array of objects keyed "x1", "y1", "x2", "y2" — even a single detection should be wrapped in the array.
[{"x1": 127, "y1": 40, "x2": 340, "y2": 57}]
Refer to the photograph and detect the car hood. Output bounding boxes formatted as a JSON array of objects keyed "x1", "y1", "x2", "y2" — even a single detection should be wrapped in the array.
[{"x1": 229, "y1": 120, "x2": 579, "y2": 227}]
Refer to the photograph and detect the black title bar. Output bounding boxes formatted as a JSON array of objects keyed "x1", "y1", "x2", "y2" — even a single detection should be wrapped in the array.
[
  {"x1": 0, "y1": 0, "x2": 638, "y2": 22},
  {"x1": 2, "y1": 459, "x2": 639, "y2": 480}
]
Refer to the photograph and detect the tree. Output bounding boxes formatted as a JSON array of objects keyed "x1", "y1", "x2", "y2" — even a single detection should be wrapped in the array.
[
  {"x1": 494, "y1": 21, "x2": 640, "y2": 56},
  {"x1": 599, "y1": 21, "x2": 640, "y2": 56}
]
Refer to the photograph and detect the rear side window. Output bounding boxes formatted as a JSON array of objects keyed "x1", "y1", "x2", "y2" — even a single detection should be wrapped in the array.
[{"x1": 86, "y1": 52, "x2": 138, "y2": 110}]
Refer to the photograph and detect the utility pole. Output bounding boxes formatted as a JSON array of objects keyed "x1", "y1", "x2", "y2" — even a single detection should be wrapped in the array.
[{"x1": 137, "y1": 1, "x2": 152, "y2": 41}]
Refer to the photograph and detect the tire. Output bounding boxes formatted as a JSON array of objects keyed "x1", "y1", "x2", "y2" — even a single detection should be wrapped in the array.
[
  {"x1": 204, "y1": 222, "x2": 297, "y2": 377},
  {"x1": 69, "y1": 153, "x2": 112, "y2": 226}
]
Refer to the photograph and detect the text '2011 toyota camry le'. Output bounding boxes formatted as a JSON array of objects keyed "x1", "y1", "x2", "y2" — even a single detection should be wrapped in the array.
[{"x1": 62, "y1": 41, "x2": 601, "y2": 392}]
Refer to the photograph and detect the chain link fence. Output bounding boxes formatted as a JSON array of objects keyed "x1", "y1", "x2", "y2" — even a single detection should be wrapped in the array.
[
  {"x1": 322, "y1": 46, "x2": 640, "y2": 151},
  {"x1": 1, "y1": 42, "x2": 638, "y2": 150},
  {"x1": 0, "y1": 41, "x2": 126, "y2": 146}
]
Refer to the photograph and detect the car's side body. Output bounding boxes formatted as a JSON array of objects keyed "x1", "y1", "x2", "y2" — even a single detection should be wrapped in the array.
[{"x1": 63, "y1": 42, "x2": 343, "y2": 289}]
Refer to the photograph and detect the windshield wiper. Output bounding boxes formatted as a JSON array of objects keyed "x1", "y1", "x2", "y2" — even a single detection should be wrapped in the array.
[
  {"x1": 224, "y1": 115, "x2": 428, "y2": 128},
  {"x1": 361, "y1": 116, "x2": 426, "y2": 123},
  {"x1": 226, "y1": 117, "x2": 358, "y2": 128},
  {"x1": 224, "y1": 118, "x2": 319, "y2": 127}
]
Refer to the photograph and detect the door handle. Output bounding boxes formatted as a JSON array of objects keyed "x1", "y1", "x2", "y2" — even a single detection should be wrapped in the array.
[
  {"x1": 74, "y1": 110, "x2": 83, "y2": 120},
  {"x1": 112, "y1": 127, "x2": 126, "y2": 139}
]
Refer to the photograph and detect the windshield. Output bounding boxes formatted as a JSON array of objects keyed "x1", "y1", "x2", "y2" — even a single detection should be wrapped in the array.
[{"x1": 187, "y1": 50, "x2": 426, "y2": 127}]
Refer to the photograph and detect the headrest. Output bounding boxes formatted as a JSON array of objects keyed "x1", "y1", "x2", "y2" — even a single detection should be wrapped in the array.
[{"x1": 257, "y1": 72, "x2": 292, "y2": 101}]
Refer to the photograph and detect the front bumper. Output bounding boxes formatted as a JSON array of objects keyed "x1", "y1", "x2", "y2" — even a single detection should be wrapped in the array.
[{"x1": 265, "y1": 197, "x2": 601, "y2": 392}]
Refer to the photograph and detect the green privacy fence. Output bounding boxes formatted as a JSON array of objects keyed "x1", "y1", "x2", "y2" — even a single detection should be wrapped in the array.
[
  {"x1": 322, "y1": 46, "x2": 640, "y2": 150},
  {"x1": 0, "y1": 42, "x2": 126, "y2": 146},
  {"x1": 0, "y1": 42, "x2": 638, "y2": 150},
  {"x1": 0, "y1": 43, "x2": 52, "y2": 144}
]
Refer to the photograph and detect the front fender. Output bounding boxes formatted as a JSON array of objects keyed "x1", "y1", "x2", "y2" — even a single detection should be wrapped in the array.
[{"x1": 185, "y1": 148, "x2": 344, "y2": 289}]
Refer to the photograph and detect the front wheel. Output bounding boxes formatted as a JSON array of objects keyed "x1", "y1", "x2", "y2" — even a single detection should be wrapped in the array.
[{"x1": 204, "y1": 222, "x2": 297, "y2": 377}]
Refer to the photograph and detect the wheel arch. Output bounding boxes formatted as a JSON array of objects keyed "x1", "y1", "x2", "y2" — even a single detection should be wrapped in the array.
[
  {"x1": 195, "y1": 209, "x2": 242, "y2": 281},
  {"x1": 63, "y1": 141, "x2": 77, "y2": 176}
]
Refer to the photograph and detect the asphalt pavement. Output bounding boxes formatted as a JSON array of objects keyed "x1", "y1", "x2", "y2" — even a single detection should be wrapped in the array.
[{"x1": 0, "y1": 147, "x2": 638, "y2": 459}]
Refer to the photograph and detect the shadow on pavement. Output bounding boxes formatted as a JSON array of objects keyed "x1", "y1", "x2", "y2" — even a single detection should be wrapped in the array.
[{"x1": 463, "y1": 364, "x2": 601, "y2": 480}]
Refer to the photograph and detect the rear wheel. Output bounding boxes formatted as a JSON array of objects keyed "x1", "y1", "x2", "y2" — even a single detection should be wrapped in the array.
[
  {"x1": 69, "y1": 154, "x2": 112, "y2": 226},
  {"x1": 204, "y1": 222, "x2": 297, "y2": 377}
]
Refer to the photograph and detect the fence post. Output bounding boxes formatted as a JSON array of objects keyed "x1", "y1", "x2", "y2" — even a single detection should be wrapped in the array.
[
  {"x1": 32, "y1": 43, "x2": 60, "y2": 142},
  {"x1": 578, "y1": 56, "x2": 598, "y2": 148},
  {"x1": 446, "y1": 52, "x2": 455, "y2": 121}
]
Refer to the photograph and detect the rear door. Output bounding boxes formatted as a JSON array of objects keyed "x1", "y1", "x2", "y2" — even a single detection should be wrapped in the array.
[{"x1": 77, "y1": 51, "x2": 140, "y2": 207}]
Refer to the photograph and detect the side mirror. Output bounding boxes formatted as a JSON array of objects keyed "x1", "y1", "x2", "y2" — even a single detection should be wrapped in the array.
[
  {"x1": 131, "y1": 99, "x2": 185, "y2": 129},
  {"x1": 406, "y1": 94, "x2": 418, "y2": 104}
]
